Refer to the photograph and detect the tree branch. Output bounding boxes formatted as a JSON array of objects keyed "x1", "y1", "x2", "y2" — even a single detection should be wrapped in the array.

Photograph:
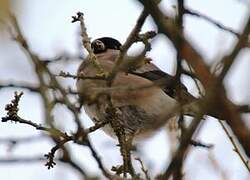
[{"x1": 185, "y1": 8, "x2": 240, "y2": 38}]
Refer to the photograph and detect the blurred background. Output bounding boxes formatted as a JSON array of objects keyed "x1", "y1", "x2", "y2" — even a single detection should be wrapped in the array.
[{"x1": 0, "y1": 0, "x2": 249, "y2": 179}]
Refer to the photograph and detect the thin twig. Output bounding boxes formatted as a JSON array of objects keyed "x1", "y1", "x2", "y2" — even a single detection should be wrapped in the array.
[
  {"x1": 2, "y1": 114, "x2": 67, "y2": 138},
  {"x1": 0, "y1": 157, "x2": 91, "y2": 179},
  {"x1": 135, "y1": 157, "x2": 151, "y2": 180},
  {"x1": 57, "y1": 71, "x2": 107, "y2": 80},
  {"x1": 43, "y1": 53, "x2": 83, "y2": 64},
  {"x1": 1, "y1": 13, "x2": 116, "y2": 179},
  {"x1": 0, "y1": 82, "x2": 40, "y2": 92},
  {"x1": 86, "y1": 140, "x2": 116, "y2": 180},
  {"x1": 218, "y1": 16, "x2": 250, "y2": 81},
  {"x1": 0, "y1": 157, "x2": 46, "y2": 163},
  {"x1": 84, "y1": 120, "x2": 110, "y2": 134},
  {"x1": 72, "y1": 12, "x2": 104, "y2": 73},
  {"x1": 158, "y1": 111, "x2": 205, "y2": 179},
  {"x1": 186, "y1": 63, "x2": 204, "y2": 96},
  {"x1": 0, "y1": 135, "x2": 45, "y2": 144},
  {"x1": 10, "y1": 14, "x2": 83, "y2": 129},
  {"x1": 189, "y1": 139, "x2": 213, "y2": 149},
  {"x1": 108, "y1": 9, "x2": 149, "y2": 84},
  {"x1": 138, "y1": 0, "x2": 250, "y2": 158},
  {"x1": 184, "y1": 8, "x2": 240, "y2": 38},
  {"x1": 208, "y1": 152, "x2": 229, "y2": 180},
  {"x1": 218, "y1": 120, "x2": 250, "y2": 172}
]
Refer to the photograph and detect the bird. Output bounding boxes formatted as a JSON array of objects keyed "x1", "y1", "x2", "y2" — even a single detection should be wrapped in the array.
[{"x1": 76, "y1": 37, "x2": 207, "y2": 140}]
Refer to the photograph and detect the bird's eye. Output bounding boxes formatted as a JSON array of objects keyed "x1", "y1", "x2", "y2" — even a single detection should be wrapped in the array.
[{"x1": 91, "y1": 40, "x2": 106, "y2": 53}]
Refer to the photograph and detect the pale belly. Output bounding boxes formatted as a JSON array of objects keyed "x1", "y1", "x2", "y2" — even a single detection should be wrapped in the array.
[{"x1": 83, "y1": 89, "x2": 179, "y2": 140}]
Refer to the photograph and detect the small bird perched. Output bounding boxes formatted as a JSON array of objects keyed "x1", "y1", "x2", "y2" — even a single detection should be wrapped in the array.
[{"x1": 76, "y1": 37, "x2": 199, "y2": 140}]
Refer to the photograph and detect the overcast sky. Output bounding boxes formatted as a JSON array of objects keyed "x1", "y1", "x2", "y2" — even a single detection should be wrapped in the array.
[{"x1": 0, "y1": 0, "x2": 249, "y2": 180}]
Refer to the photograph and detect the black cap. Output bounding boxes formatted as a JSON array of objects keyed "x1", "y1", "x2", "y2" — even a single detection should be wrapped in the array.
[{"x1": 91, "y1": 37, "x2": 122, "y2": 54}]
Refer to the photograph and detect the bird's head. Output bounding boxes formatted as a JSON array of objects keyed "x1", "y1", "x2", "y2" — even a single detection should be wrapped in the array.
[{"x1": 91, "y1": 37, "x2": 122, "y2": 54}]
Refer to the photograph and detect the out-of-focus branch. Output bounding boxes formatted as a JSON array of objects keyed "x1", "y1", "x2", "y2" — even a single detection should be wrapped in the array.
[
  {"x1": 10, "y1": 13, "x2": 83, "y2": 130},
  {"x1": 61, "y1": 157, "x2": 92, "y2": 180},
  {"x1": 208, "y1": 152, "x2": 229, "y2": 180},
  {"x1": 218, "y1": 17, "x2": 250, "y2": 81},
  {"x1": 0, "y1": 156, "x2": 92, "y2": 179},
  {"x1": 0, "y1": 135, "x2": 45, "y2": 145},
  {"x1": 173, "y1": 0, "x2": 185, "y2": 179},
  {"x1": 138, "y1": 0, "x2": 214, "y2": 88},
  {"x1": 237, "y1": 104, "x2": 250, "y2": 113},
  {"x1": 2, "y1": 115, "x2": 66, "y2": 137},
  {"x1": 1, "y1": 91, "x2": 109, "y2": 144},
  {"x1": 190, "y1": 139, "x2": 213, "y2": 149},
  {"x1": 8, "y1": 14, "x2": 64, "y2": 129},
  {"x1": 1, "y1": 91, "x2": 113, "y2": 179},
  {"x1": 43, "y1": 52, "x2": 83, "y2": 64},
  {"x1": 184, "y1": 8, "x2": 240, "y2": 38},
  {"x1": 1, "y1": 91, "x2": 68, "y2": 138},
  {"x1": 108, "y1": 8, "x2": 149, "y2": 84},
  {"x1": 84, "y1": 119, "x2": 109, "y2": 134},
  {"x1": 85, "y1": 140, "x2": 118, "y2": 180},
  {"x1": 158, "y1": 108, "x2": 205, "y2": 179},
  {"x1": 138, "y1": 0, "x2": 250, "y2": 158},
  {"x1": 0, "y1": 135, "x2": 46, "y2": 152},
  {"x1": 0, "y1": 157, "x2": 46, "y2": 163},
  {"x1": 0, "y1": 81, "x2": 40, "y2": 92}
]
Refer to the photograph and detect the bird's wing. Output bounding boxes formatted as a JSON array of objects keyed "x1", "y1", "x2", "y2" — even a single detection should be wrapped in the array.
[
  {"x1": 77, "y1": 51, "x2": 196, "y2": 104},
  {"x1": 130, "y1": 62, "x2": 196, "y2": 103}
]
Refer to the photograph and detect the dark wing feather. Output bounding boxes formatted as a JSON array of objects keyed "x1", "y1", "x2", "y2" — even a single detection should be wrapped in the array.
[{"x1": 130, "y1": 69, "x2": 196, "y2": 103}]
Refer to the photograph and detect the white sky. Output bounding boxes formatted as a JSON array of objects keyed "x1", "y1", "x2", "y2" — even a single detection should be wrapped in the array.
[{"x1": 0, "y1": 0, "x2": 249, "y2": 179}]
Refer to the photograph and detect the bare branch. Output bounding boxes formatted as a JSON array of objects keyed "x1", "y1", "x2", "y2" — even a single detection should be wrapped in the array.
[
  {"x1": 0, "y1": 156, "x2": 92, "y2": 179},
  {"x1": 218, "y1": 120, "x2": 250, "y2": 172},
  {"x1": 190, "y1": 139, "x2": 213, "y2": 149},
  {"x1": 0, "y1": 82, "x2": 40, "y2": 92},
  {"x1": 57, "y1": 71, "x2": 107, "y2": 80},
  {"x1": 0, "y1": 157, "x2": 45, "y2": 163},
  {"x1": 85, "y1": 140, "x2": 116, "y2": 180},
  {"x1": 138, "y1": 0, "x2": 250, "y2": 158},
  {"x1": 43, "y1": 52, "x2": 83, "y2": 64},
  {"x1": 84, "y1": 119, "x2": 110, "y2": 134},
  {"x1": 185, "y1": 8, "x2": 240, "y2": 38},
  {"x1": 135, "y1": 157, "x2": 151, "y2": 180},
  {"x1": 72, "y1": 12, "x2": 104, "y2": 73},
  {"x1": 0, "y1": 135, "x2": 45, "y2": 145},
  {"x1": 108, "y1": 9, "x2": 149, "y2": 84},
  {"x1": 218, "y1": 17, "x2": 250, "y2": 81}
]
